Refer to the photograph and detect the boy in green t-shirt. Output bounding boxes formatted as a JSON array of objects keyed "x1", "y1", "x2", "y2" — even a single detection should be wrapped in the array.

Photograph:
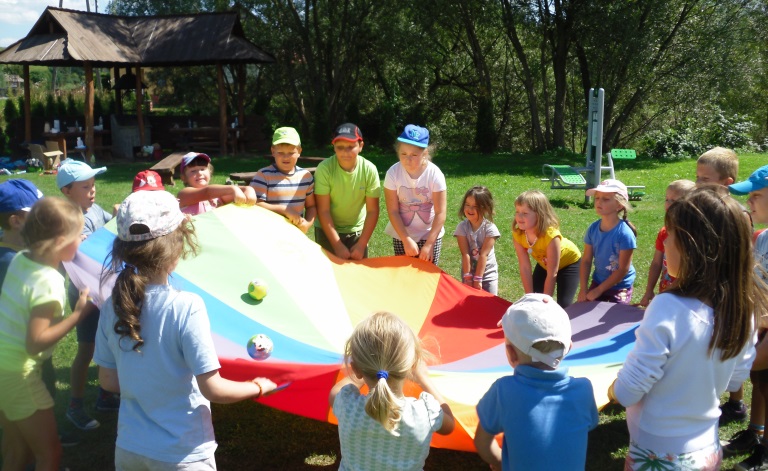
[{"x1": 313, "y1": 123, "x2": 380, "y2": 260}]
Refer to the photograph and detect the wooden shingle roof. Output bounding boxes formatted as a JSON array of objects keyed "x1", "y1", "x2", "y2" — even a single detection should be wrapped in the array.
[{"x1": 0, "y1": 7, "x2": 275, "y2": 67}]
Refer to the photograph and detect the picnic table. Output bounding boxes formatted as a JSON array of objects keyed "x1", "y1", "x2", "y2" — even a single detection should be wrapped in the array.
[
  {"x1": 228, "y1": 156, "x2": 326, "y2": 185},
  {"x1": 150, "y1": 152, "x2": 186, "y2": 186}
]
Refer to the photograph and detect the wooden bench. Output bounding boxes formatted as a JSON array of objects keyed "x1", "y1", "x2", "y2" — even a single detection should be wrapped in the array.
[{"x1": 150, "y1": 152, "x2": 186, "y2": 186}]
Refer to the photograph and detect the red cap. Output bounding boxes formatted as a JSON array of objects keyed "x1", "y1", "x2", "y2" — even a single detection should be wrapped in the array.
[{"x1": 132, "y1": 170, "x2": 165, "y2": 192}]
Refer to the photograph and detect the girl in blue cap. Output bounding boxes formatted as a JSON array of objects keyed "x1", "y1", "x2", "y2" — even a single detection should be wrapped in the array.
[{"x1": 383, "y1": 125, "x2": 447, "y2": 264}]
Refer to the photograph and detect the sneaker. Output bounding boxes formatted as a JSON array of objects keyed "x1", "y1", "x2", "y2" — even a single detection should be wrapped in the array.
[
  {"x1": 736, "y1": 444, "x2": 768, "y2": 471},
  {"x1": 720, "y1": 400, "x2": 749, "y2": 425},
  {"x1": 725, "y1": 429, "x2": 761, "y2": 456},
  {"x1": 66, "y1": 406, "x2": 99, "y2": 430},
  {"x1": 95, "y1": 391, "x2": 120, "y2": 412},
  {"x1": 59, "y1": 430, "x2": 80, "y2": 447}
]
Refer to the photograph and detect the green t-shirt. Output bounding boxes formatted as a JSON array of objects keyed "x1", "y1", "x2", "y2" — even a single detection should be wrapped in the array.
[
  {"x1": 313, "y1": 155, "x2": 381, "y2": 233},
  {"x1": 0, "y1": 252, "x2": 65, "y2": 374}
]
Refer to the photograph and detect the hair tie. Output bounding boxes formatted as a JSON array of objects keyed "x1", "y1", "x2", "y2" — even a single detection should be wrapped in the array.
[
  {"x1": 376, "y1": 370, "x2": 389, "y2": 380},
  {"x1": 123, "y1": 263, "x2": 138, "y2": 274}
]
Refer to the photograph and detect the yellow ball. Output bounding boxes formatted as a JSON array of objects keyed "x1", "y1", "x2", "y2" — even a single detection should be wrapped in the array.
[{"x1": 248, "y1": 279, "x2": 268, "y2": 300}]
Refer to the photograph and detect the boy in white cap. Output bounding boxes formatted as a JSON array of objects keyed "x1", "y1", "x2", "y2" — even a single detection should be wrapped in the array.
[
  {"x1": 474, "y1": 293, "x2": 598, "y2": 470},
  {"x1": 57, "y1": 158, "x2": 118, "y2": 430},
  {"x1": 250, "y1": 127, "x2": 316, "y2": 233}
]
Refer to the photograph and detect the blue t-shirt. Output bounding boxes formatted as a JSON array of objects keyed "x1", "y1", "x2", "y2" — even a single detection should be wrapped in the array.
[
  {"x1": 0, "y1": 244, "x2": 19, "y2": 287},
  {"x1": 584, "y1": 219, "x2": 637, "y2": 289},
  {"x1": 476, "y1": 365, "x2": 598, "y2": 471},
  {"x1": 94, "y1": 285, "x2": 221, "y2": 463}
]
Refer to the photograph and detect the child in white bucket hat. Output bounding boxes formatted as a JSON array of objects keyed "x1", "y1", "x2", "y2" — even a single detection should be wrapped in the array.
[{"x1": 578, "y1": 179, "x2": 638, "y2": 304}]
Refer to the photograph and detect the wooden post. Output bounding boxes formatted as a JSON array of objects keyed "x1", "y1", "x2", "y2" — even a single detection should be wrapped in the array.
[
  {"x1": 237, "y1": 64, "x2": 246, "y2": 127},
  {"x1": 23, "y1": 65, "x2": 31, "y2": 144},
  {"x1": 217, "y1": 63, "x2": 227, "y2": 156},
  {"x1": 114, "y1": 67, "x2": 122, "y2": 116},
  {"x1": 136, "y1": 67, "x2": 145, "y2": 155},
  {"x1": 84, "y1": 63, "x2": 94, "y2": 159}
]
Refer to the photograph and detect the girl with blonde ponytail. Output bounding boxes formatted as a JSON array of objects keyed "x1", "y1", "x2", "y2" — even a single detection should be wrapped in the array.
[{"x1": 329, "y1": 311, "x2": 455, "y2": 470}]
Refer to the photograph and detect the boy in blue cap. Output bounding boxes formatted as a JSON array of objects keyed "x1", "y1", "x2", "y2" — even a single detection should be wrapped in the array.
[
  {"x1": 57, "y1": 159, "x2": 119, "y2": 430},
  {"x1": 0, "y1": 179, "x2": 43, "y2": 281},
  {"x1": 722, "y1": 165, "x2": 768, "y2": 468}
]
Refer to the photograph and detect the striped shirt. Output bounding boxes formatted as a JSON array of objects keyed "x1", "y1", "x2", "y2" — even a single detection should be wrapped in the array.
[{"x1": 250, "y1": 165, "x2": 314, "y2": 214}]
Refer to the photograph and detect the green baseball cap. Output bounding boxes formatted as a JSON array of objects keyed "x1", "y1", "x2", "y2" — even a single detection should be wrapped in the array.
[{"x1": 272, "y1": 127, "x2": 301, "y2": 146}]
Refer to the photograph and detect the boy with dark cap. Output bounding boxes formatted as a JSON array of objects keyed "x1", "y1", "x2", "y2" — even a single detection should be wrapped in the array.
[{"x1": 313, "y1": 123, "x2": 380, "y2": 259}]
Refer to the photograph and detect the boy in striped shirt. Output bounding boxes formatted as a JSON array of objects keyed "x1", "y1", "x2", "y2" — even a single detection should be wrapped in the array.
[{"x1": 250, "y1": 127, "x2": 316, "y2": 233}]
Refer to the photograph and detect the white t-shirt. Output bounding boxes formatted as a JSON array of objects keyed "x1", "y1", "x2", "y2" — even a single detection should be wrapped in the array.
[
  {"x1": 613, "y1": 293, "x2": 755, "y2": 455},
  {"x1": 333, "y1": 383, "x2": 444, "y2": 471},
  {"x1": 384, "y1": 161, "x2": 447, "y2": 241}
]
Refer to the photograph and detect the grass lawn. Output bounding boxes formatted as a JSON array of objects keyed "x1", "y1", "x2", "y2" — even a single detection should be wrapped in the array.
[{"x1": 0, "y1": 148, "x2": 764, "y2": 469}]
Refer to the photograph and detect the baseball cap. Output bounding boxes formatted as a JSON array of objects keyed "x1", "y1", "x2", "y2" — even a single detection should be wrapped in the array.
[
  {"x1": 116, "y1": 191, "x2": 186, "y2": 242},
  {"x1": 132, "y1": 170, "x2": 165, "y2": 193},
  {"x1": 729, "y1": 165, "x2": 768, "y2": 195},
  {"x1": 272, "y1": 127, "x2": 301, "y2": 146},
  {"x1": 397, "y1": 124, "x2": 430, "y2": 148},
  {"x1": 499, "y1": 293, "x2": 572, "y2": 369},
  {"x1": 585, "y1": 178, "x2": 629, "y2": 201},
  {"x1": 179, "y1": 152, "x2": 211, "y2": 174},
  {"x1": 332, "y1": 123, "x2": 363, "y2": 143},
  {"x1": 56, "y1": 158, "x2": 107, "y2": 189},
  {"x1": 0, "y1": 179, "x2": 43, "y2": 212}
]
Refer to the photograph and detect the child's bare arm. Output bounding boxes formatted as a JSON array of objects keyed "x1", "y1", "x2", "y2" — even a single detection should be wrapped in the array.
[
  {"x1": 419, "y1": 190, "x2": 447, "y2": 262},
  {"x1": 178, "y1": 185, "x2": 246, "y2": 207},
  {"x1": 196, "y1": 369, "x2": 277, "y2": 404},
  {"x1": 385, "y1": 188, "x2": 419, "y2": 256},
  {"x1": 638, "y1": 249, "x2": 664, "y2": 307},
  {"x1": 412, "y1": 361, "x2": 455, "y2": 435},
  {"x1": 350, "y1": 196, "x2": 380, "y2": 260},
  {"x1": 472, "y1": 236, "x2": 496, "y2": 290},
  {"x1": 474, "y1": 424, "x2": 502, "y2": 470},
  {"x1": 513, "y1": 238, "x2": 534, "y2": 293},
  {"x1": 457, "y1": 236, "x2": 473, "y2": 285},
  {"x1": 316, "y1": 194, "x2": 350, "y2": 258},
  {"x1": 587, "y1": 249, "x2": 634, "y2": 301},
  {"x1": 26, "y1": 287, "x2": 89, "y2": 355},
  {"x1": 577, "y1": 244, "x2": 594, "y2": 302},
  {"x1": 543, "y1": 236, "x2": 562, "y2": 297}
]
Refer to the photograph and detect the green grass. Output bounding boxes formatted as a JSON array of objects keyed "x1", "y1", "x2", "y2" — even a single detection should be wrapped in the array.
[{"x1": 1, "y1": 149, "x2": 765, "y2": 470}]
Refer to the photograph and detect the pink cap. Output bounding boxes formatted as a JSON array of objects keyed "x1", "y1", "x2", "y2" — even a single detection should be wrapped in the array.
[{"x1": 585, "y1": 179, "x2": 629, "y2": 201}]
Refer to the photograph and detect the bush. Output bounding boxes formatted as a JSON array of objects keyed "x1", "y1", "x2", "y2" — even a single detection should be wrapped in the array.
[{"x1": 640, "y1": 106, "x2": 758, "y2": 160}]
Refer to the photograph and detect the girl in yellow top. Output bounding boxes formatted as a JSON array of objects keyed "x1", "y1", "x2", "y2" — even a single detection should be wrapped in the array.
[{"x1": 512, "y1": 190, "x2": 582, "y2": 308}]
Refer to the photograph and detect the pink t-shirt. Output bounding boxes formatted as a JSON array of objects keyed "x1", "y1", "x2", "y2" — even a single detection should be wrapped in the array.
[{"x1": 181, "y1": 198, "x2": 218, "y2": 216}]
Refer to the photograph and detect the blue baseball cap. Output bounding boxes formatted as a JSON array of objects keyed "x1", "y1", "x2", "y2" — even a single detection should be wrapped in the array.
[
  {"x1": 56, "y1": 159, "x2": 107, "y2": 189},
  {"x1": 397, "y1": 124, "x2": 430, "y2": 148},
  {"x1": 729, "y1": 165, "x2": 768, "y2": 195},
  {"x1": 0, "y1": 179, "x2": 43, "y2": 212}
]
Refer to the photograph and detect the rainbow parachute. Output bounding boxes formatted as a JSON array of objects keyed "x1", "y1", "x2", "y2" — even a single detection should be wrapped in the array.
[{"x1": 66, "y1": 204, "x2": 641, "y2": 451}]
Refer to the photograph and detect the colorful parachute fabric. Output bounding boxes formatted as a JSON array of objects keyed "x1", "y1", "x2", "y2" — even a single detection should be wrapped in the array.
[{"x1": 66, "y1": 204, "x2": 642, "y2": 452}]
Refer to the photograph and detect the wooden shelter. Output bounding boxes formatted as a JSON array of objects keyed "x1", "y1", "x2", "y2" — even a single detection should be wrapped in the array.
[{"x1": 0, "y1": 7, "x2": 275, "y2": 157}]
